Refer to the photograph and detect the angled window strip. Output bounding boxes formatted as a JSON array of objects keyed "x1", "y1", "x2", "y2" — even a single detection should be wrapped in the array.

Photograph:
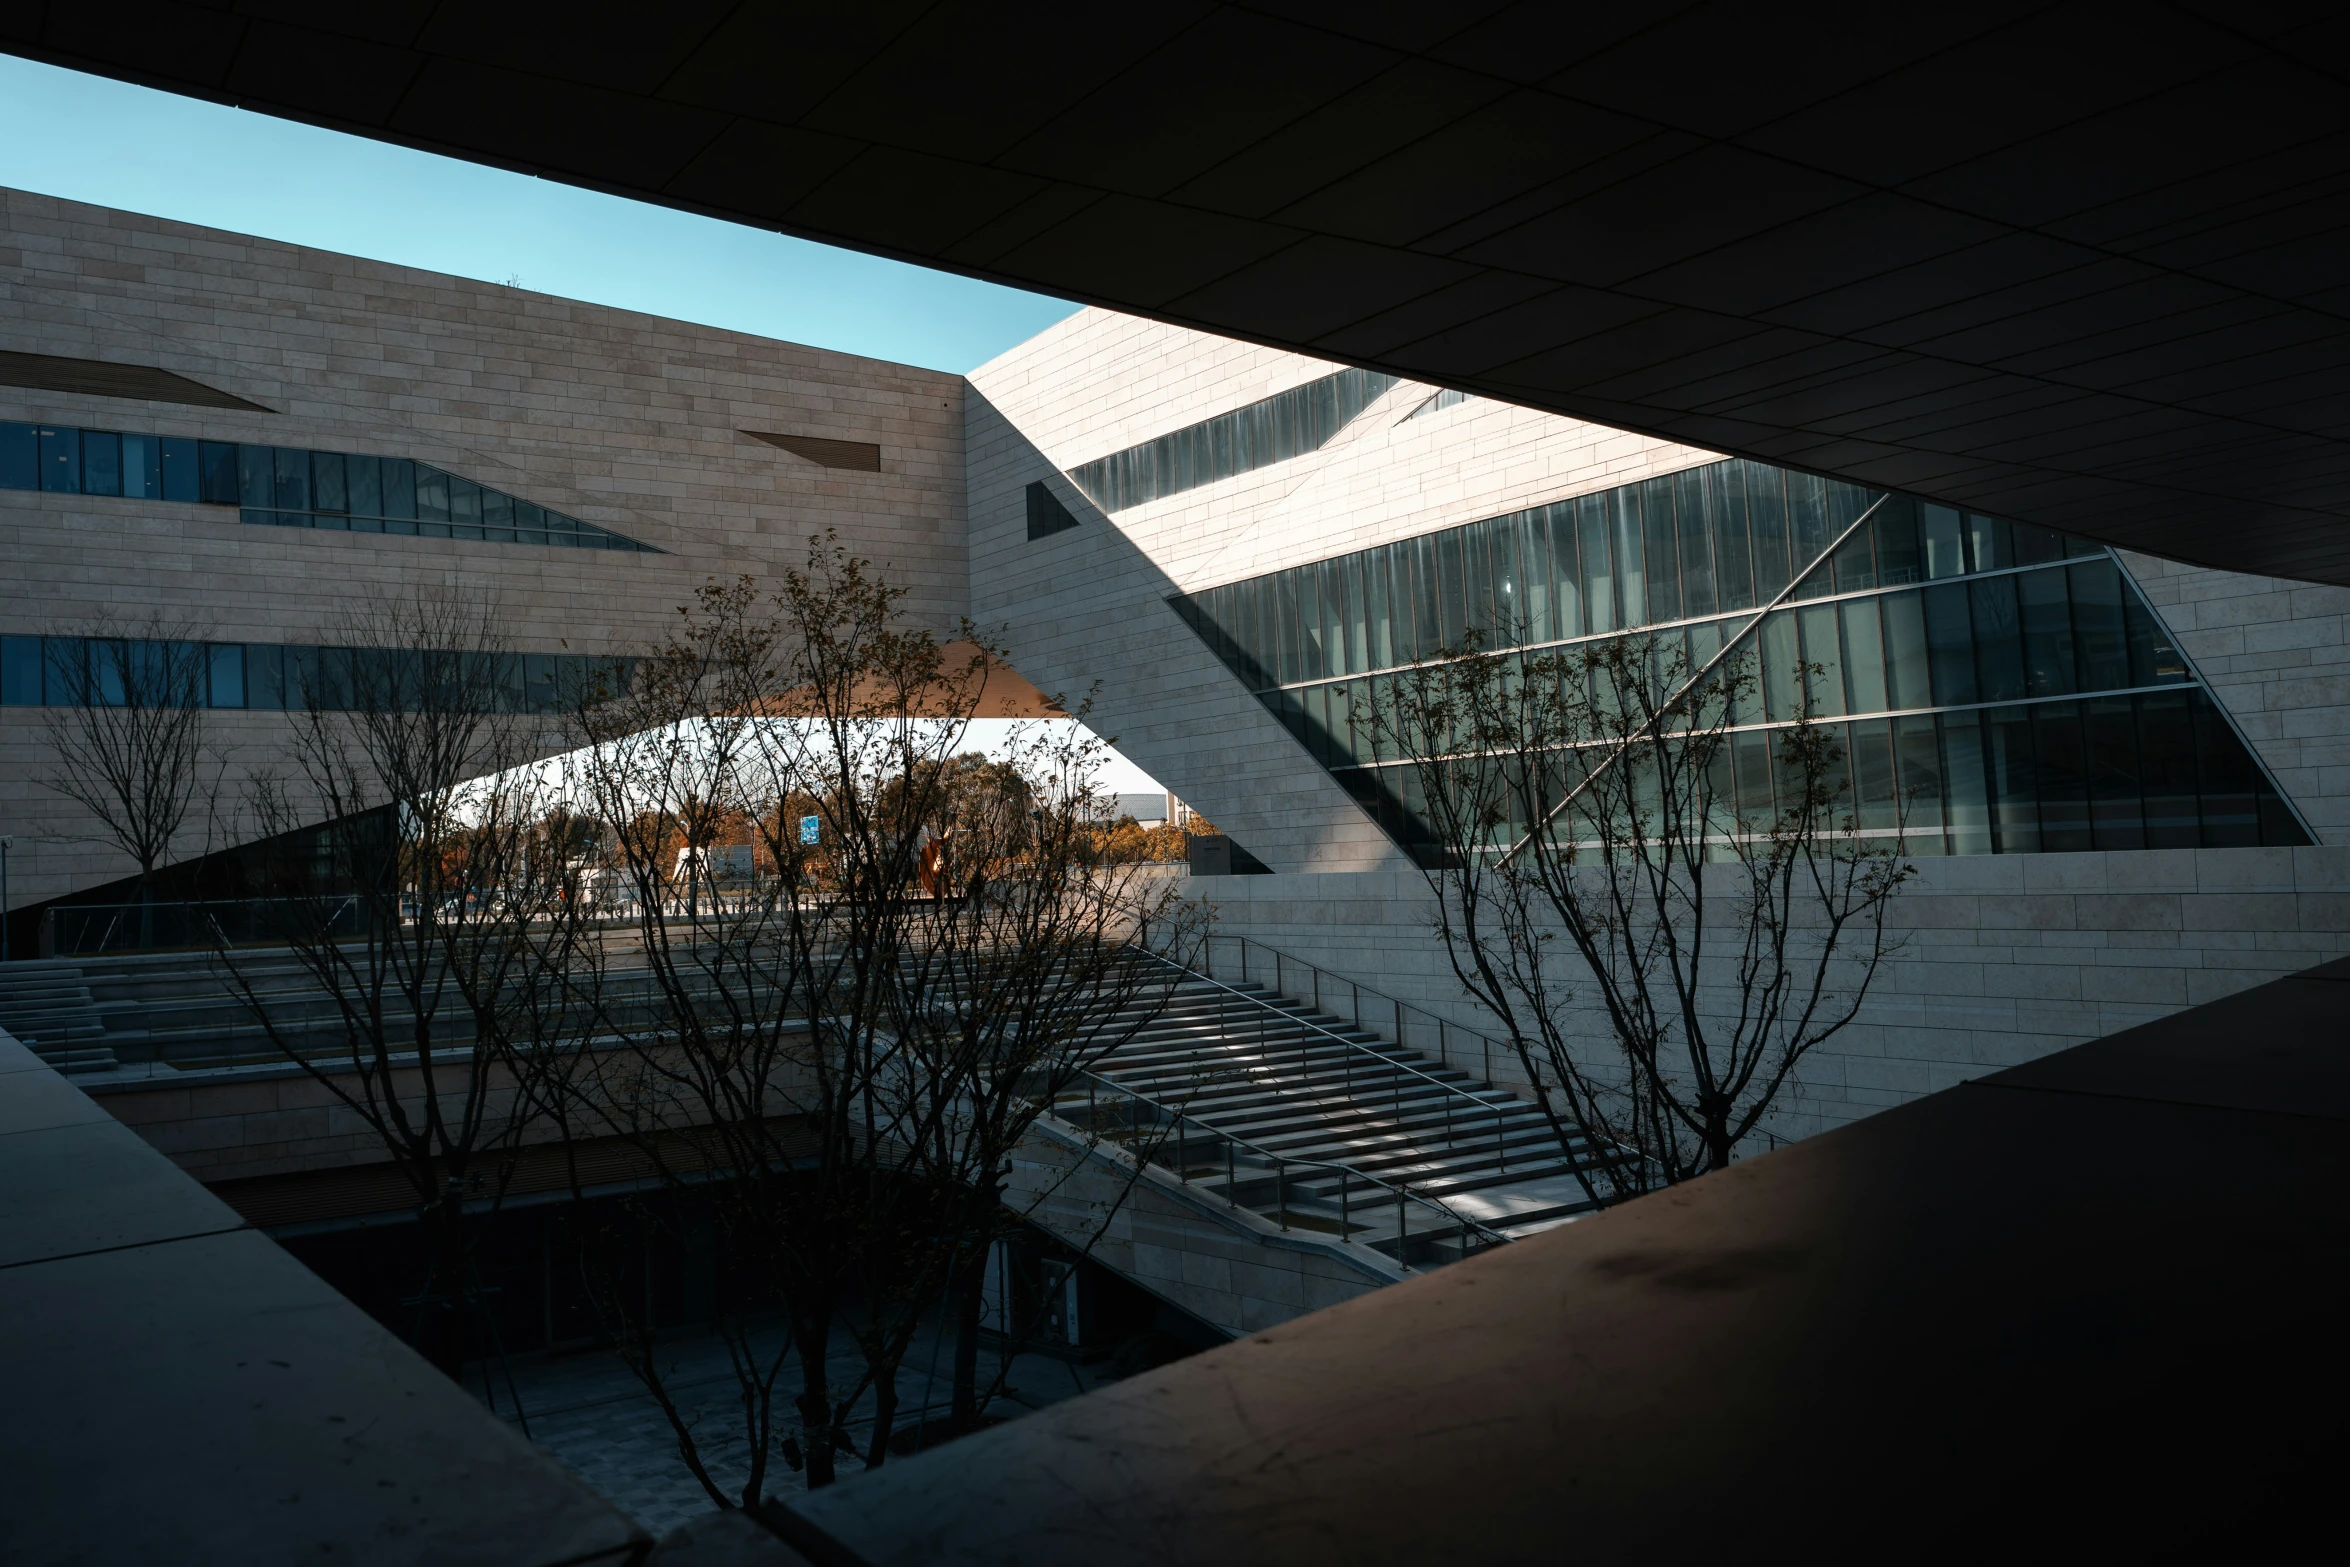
[
  {"x1": 0, "y1": 348, "x2": 268, "y2": 412},
  {"x1": 1026, "y1": 480, "x2": 1079, "y2": 540},
  {"x1": 742, "y1": 431, "x2": 882, "y2": 471},
  {"x1": 1168, "y1": 456, "x2": 2312, "y2": 860},
  {"x1": 0, "y1": 419, "x2": 660, "y2": 552},
  {"x1": 1066, "y1": 366, "x2": 1399, "y2": 513}
]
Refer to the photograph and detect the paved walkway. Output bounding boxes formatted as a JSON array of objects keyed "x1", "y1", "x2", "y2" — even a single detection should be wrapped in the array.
[{"x1": 481, "y1": 1318, "x2": 1122, "y2": 1536}]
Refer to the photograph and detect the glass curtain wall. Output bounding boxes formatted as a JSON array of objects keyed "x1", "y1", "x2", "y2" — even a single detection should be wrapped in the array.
[
  {"x1": 1067, "y1": 367, "x2": 1399, "y2": 513},
  {"x1": 1167, "y1": 457, "x2": 2307, "y2": 859},
  {"x1": 0, "y1": 420, "x2": 658, "y2": 551},
  {"x1": 0, "y1": 634, "x2": 629, "y2": 716}
]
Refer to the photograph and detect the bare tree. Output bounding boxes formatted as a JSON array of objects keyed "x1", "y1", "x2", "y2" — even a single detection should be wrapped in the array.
[
  {"x1": 546, "y1": 539, "x2": 1204, "y2": 1508},
  {"x1": 219, "y1": 591, "x2": 591, "y2": 1377},
  {"x1": 39, "y1": 619, "x2": 219, "y2": 941},
  {"x1": 1377, "y1": 630, "x2": 1913, "y2": 1205}
]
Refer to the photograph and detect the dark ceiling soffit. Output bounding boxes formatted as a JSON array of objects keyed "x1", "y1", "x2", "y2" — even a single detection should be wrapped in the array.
[
  {"x1": 0, "y1": 348, "x2": 271, "y2": 412},
  {"x1": 10, "y1": 12, "x2": 2350, "y2": 587},
  {"x1": 743, "y1": 431, "x2": 884, "y2": 471}
]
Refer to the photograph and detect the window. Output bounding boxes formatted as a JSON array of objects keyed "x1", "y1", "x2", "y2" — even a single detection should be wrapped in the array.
[
  {"x1": 0, "y1": 420, "x2": 660, "y2": 552},
  {"x1": 1167, "y1": 455, "x2": 2307, "y2": 860},
  {"x1": 1066, "y1": 366, "x2": 1399, "y2": 513},
  {"x1": 0, "y1": 633, "x2": 631, "y2": 715},
  {"x1": 1026, "y1": 480, "x2": 1079, "y2": 540}
]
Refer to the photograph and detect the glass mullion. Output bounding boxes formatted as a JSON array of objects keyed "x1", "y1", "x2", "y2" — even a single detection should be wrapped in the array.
[
  {"x1": 2032, "y1": 700, "x2": 2092, "y2": 851},
  {"x1": 1710, "y1": 461, "x2": 1755, "y2": 611},
  {"x1": 2084, "y1": 694, "x2": 2145, "y2": 849}
]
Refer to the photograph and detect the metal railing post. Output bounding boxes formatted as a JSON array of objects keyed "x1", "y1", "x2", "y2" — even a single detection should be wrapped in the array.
[
  {"x1": 1396, "y1": 1184, "x2": 1408, "y2": 1268},
  {"x1": 1340, "y1": 1176, "x2": 1350, "y2": 1236},
  {"x1": 1275, "y1": 1159, "x2": 1286, "y2": 1230},
  {"x1": 1227, "y1": 1138, "x2": 1236, "y2": 1206}
]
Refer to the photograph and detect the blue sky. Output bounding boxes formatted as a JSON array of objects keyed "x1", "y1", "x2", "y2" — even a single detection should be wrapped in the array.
[{"x1": 0, "y1": 55, "x2": 1079, "y2": 374}]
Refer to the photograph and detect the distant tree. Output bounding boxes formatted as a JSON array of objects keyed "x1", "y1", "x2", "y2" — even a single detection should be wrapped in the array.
[
  {"x1": 219, "y1": 590, "x2": 591, "y2": 1378},
  {"x1": 1377, "y1": 630, "x2": 1914, "y2": 1204},
  {"x1": 546, "y1": 538, "x2": 1207, "y2": 1505},
  {"x1": 38, "y1": 618, "x2": 219, "y2": 939}
]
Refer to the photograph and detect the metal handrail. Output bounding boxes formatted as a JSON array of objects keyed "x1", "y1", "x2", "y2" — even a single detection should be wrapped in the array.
[
  {"x1": 1123, "y1": 942, "x2": 1548, "y2": 1169},
  {"x1": 1065, "y1": 1066, "x2": 1514, "y2": 1265},
  {"x1": 1158, "y1": 927, "x2": 1523, "y2": 1092}
]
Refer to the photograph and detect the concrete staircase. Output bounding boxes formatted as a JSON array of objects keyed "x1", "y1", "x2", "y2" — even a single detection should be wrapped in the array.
[
  {"x1": 0, "y1": 966, "x2": 119, "y2": 1073},
  {"x1": 1061, "y1": 967, "x2": 1612, "y2": 1269}
]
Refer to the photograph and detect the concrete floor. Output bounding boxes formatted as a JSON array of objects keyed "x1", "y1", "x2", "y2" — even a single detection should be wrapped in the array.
[{"x1": 480, "y1": 1318, "x2": 1122, "y2": 1536}]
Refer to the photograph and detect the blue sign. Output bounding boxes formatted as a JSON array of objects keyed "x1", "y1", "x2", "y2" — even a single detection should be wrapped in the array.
[{"x1": 799, "y1": 815, "x2": 821, "y2": 846}]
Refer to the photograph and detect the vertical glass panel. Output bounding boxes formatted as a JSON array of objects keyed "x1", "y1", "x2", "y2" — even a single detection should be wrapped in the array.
[
  {"x1": 2192, "y1": 691, "x2": 2259, "y2": 847},
  {"x1": 158, "y1": 438, "x2": 198, "y2": 501},
  {"x1": 1611, "y1": 487, "x2": 1646, "y2": 627},
  {"x1": 1920, "y1": 504, "x2": 1966, "y2": 579},
  {"x1": 121, "y1": 434, "x2": 159, "y2": 498},
  {"x1": 1786, "y1": 473, "x2": 1832, "y2": 597},
  {"x1": 199, "y1": 441, "x2": 240, "y2": 504},
  {"x1": 1642, "y1": 478, "x2": 1682, "y2": 624},
  {"x1": 1363, "y1": 547, "x2": 1393, "y2": 670},
  {"x1": 1969, "y1": 575, "x2": 2027, "y2": 703},
  {"x1": 1830, "y1": 528, "x2": 1876, "y2": 594},
  {"x1": 378, "y1": 459, "x2": 415, "y2": 526},
  {"x1": 346, "y1": 455, "x2": 381, "y2": 518},
  {"x1": 2136, "y1": 690, "x2": 2200, "y2": 848},
  {"x1": 1732, "y1": 728, "x2": 1774, "y2": 823},
  {"x1": 0, "y1": 635, "x2": 39, "y2": 705},
  {"x1": 1460, "y1": 519, "x2": 1496, "y2": 639},
  {"x1": 206, "y1": 643, "x2": 245, "y2": 709},
  {"x1": 1494, "y1": 514, "x2": 1532, "y2": 639},
  {"x1": 415, "y1": 466, "x2": 450, "y2": 523},
  {"x1": 80, "y1": 430, "x2": 122, "y2": 496},
  {"x1": 1519, "y1": 512, "x2": 1551, "y2": 644},
  {"x1": 1579, "y1": 496, "x2": 1615, "y2": 634},
  {"x1": 39, "y1": 426, "x2": 81, "y2": 493},
  {"x1": 2123, "y1": 588, "x2": 2188, "y2": 685},
  {"x1": 2068, "y1": 557, "x2": 2129, "y2": 690},
  {"x1": 1922, "y1": 583, "x2": 1977, "y2": 706},
  {"x1": 1851, "y1": 719, "x2": 1898, "y2": 832},
  {"x1": 238, "y1": 444, "x2": 271, "y2": 507},
  {"x1": 312, "y1": 451, "x2": 348, "y2": 514},
  {"x1": 1841, "y1": 597, "x2": 1888, "y2": 714},
  {"x1": 481, "y1": 486, "x2": 513, "y2": 542},
  {"x1": 1547, "y1": 505, "x2": 1582, "y2": 640},
  {"x1": 2083, "y1": 694, "x2": 2144, "y2": 849},
  {"x1": 2017, "y1": 567, "x2": 2077, "y2": 697},
  {"x1": 1745, "y1": 462, "x2": 1792, "y2": 600},
  {"x1": 1880, "y1": 590, "x2": 1930, "y2": 709},
  {"x1": 1941, "y1": 712, "x2": 1992, "y2": 855},
  {"x1": 1983, "y1": 705, "x2": 2040, "y2": 853},
  {"x1": 1709, "y1": 462, "x2": 1755, "y2": 612},
  {"x1": 1759, "y1": 610, "x2": 1801, "y2": 722},
  {"x1": 272, "y1": 446, "x2": 311, "y2": 511},
  {"x1": 1967, "y1": 513, "x2": 2012, "y2": 573},
  {"x1": 41, "y1": 638, "x2": 80, "y2": 706},
  {"x1": 0, "y1": 422, "x2": 34, "y2": 490},
  {"x1": 1315, "y1": 559, "x2": 1343, "y2": 677},
  {"x1": 1873, "y1": 497, "x2": 1923, "y2": 586},
  {"x1": 448, "y1": 477, "x2": 483, "y2": 537},
  {"x1": 1799, "y1": 603, "x2": 1845, "y2": 717},
  {"x1": 1268, "y1": 572, "x2": 1297, "y2": 685},
  {"x1": 1436, "y1": 530, "x2": 1467, "y2": 649},
  {"x1": 2034, "y1": 701, "x2": 2093, "y2": 851},
  {"x1": 244, "y1": 644, "x2": 284, "y2": 710},
  {"x1": 1413, "y1": 535, "x2": 1444, "y2": 656},
  {"x1": 1342, "y1": 554, "x2": 1369, "y2": 673},
  {"x1": 1893, "y1": 713, "x2": 1946, "y2": 845}
]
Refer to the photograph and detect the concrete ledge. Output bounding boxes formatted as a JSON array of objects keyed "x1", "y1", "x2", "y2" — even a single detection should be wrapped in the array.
[{"x1": 0, "y1": 1026, "x2": 647, "y2": 1565}]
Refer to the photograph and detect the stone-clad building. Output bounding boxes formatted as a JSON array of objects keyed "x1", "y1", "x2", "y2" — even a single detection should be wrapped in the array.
[{"x1": 9, "y1": 186, "x2": 2350, "y2": 1142}]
